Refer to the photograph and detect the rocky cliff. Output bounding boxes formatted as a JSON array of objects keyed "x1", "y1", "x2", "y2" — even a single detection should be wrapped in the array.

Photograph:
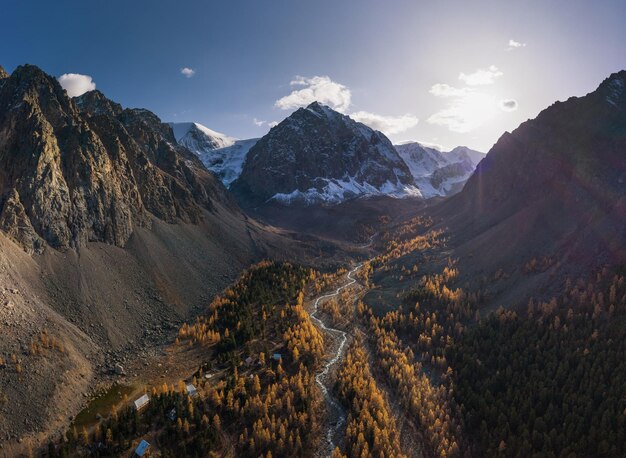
[{"x1": 0, "y1": 65, "x2": 232, "y2": 254}]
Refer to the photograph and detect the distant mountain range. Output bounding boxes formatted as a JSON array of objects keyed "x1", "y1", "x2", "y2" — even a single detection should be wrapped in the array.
[
  {"x1": 169, "y1": 122, "x2": 258, "y2": 186},
  {"x1": 170, "y1": 104, "x2": 483, "y2": 205},
  {"x1": 395, "y1": 142, "x2": 484, "y2": 197}
]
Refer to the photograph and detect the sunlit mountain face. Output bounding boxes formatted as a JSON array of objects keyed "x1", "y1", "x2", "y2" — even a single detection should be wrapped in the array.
[{"x1": 1, "y1": 1, "x2": 626, "y2": 456}]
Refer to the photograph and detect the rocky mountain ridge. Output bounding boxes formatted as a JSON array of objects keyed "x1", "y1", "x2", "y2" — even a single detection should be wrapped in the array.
[
  {"x1": 0, "y1": 65, "x2": 232, "y2": 254},
  {"x1": 171, "y1": 108, "x2": 484, "y2": 204},
  {"x1": 230, "y1": 102, "x2": 419, "y2": 206}
]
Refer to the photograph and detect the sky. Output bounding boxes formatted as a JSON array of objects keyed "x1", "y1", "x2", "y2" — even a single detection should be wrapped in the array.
[{"x1": 2, "y1": 0, "x2": 626, "y2": 152}]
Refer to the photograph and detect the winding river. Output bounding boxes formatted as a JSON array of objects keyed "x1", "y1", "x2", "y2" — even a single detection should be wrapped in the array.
[{"x1": 309, "y1": 264, "x2": 363, "y2": 456}]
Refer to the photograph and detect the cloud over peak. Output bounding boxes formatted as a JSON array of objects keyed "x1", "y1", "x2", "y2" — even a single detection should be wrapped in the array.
[
  {"x1": 273, "y1": 75, "x2": 419, "y2": 136},
  {"x1": 275, "y1": 75, "x2": 352, "y2": 112},
  {"x1": 253, "y1": 117, "x2": 279, "y2": 128},
  {"x1": 57, "y1": 73, "x2": 96, "y2": 97}
]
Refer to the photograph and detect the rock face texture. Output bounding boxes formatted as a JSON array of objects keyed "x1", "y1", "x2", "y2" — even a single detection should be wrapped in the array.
[
  {"x1": 0, "y1": 65, "x2": 230, "y2": 253},
  {"x1": 231, "y1": 102, "x2": 418, "y2": 205}
]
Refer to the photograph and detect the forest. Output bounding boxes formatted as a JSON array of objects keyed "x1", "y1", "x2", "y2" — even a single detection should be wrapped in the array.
[
  {"x1": 49, "y1": 261, "x2": 326, "y2": 457},
  {"x1": 47, "y1": 224, "x2": 626, "y2": 457}
]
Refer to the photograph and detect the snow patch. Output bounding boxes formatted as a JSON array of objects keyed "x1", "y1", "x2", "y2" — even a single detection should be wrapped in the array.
[{"x1": 270, "y1": 177, "x2": 421, "y2": 205}]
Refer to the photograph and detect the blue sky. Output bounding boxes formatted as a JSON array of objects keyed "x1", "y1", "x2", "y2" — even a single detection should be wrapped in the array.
[{"x1": 2, "y1": 0, "x2": 626, "y2": 151}]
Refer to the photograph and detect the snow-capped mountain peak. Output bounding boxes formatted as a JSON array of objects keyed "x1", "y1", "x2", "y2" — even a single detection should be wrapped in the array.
[
  {"x1": 168, "y1": 122, "x2": 258, "y2": 187},
  {"x1": 230, "y1": 102, "x2": 420, "y2": 206},
  {"x1": 395, "y1": 141, "x2": 485, "y2": 198},
  {"x1": 169, "y1": 122, "x2": 236, "y2": 150}
]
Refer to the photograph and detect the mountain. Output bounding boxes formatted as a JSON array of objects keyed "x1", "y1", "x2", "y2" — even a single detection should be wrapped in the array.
[
  {"x1": 170, "y1": 121, "x2": 236, "y2": 150},
  {"x1": 0, "y1": 66, "x2": 243, "y2": 254},
  {"x1": 0, "y1": 64, "x2": 332, "y2": 447},
  {"x1": 395, "y1": 142, "x2": 484, "y2": 197},
  {"x1": 230, "y1": 102, "x2": 420, "y2": 206},
  {"x1": 169, "y1": 122, "x2": 258, "y2": 186},
  {"x1": 432, "y1": 70, "x2": 626, "y2": 303}
]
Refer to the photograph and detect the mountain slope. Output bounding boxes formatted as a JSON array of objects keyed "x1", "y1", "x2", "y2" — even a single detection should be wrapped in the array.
[
  {"x1": 395, "y1": 142, "x2": 484, "y2": 197},
  {"x1": 0, "y1": 64, "x2": 335, "y2": 451},
  {"x1": 432, "y1": 70, "x2": 626, "y2": 303},
  {"x1": 230, "y1": 102, "x2": 420, "y2": 206},
  {"x1": 169, "y1": 122, "x2": 258, "y2": 186},
  {"x1": 0, "y1": 68, "x2": 238, "y2": 253}
]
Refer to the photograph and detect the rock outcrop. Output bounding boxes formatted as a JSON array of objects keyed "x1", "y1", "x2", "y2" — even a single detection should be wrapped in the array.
[{"x1": 0, "y1": 64, "x2": 232, "y2": 252}]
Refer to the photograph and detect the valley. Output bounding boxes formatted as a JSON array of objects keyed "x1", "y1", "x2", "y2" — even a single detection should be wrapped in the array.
[
  {"x1": 0, "y1": 58, "x2": 625, "y2": 458},
  {"x1": 40, "y1": 205, "x2": 624, "y2": 457}
]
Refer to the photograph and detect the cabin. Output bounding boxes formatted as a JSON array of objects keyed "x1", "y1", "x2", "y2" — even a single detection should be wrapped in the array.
[
  {"x1": 244, "y1": 356, "x2": 255, "y2": 366},
  {"x1": 167, "y1": 408, "x2": 177, "y2": 421},
  {"x1": 272, "y1": 353, "x2": 282, "y2": 361},
  {"x1": 133, "y1": 394, "x2": 150, "y2": 411},
  {"x1": 134, "y1": 439, "x2": 150, "y2": 457},
  {"x1": 185, "y1": 383, "x2": 198, "y2": 398}
]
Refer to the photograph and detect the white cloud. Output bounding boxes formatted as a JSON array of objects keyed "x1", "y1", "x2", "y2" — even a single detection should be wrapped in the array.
[
  {"x1": 429, "y1": 83, "x2": 473, "y2": 98},
  {"x1": 458, "y1": 65, "x2": 503, "y2": 86},
  {"x1": 350, "y1": 111, "x2": 419, "y2": 135},
  {"x1": 273, "y1": 75, "x2": 417, "y2": 135},
  {"x1": 180, "y1": 67, "x2": 196, "y2": 78},
  {"x1": 499, "y1": 98, "x2": 518, "y2": 112},
  {"x1": 275, "y1": 75, "x2": 352, "y2": 112},
  {"x1": 508, "y1": 39, "x2": 526, "y2": 50},
  {"x1": 57, "y1": 73, "x2": 96, "y2": 97},
  {"x1": 428, "y1": 84, "x2": 498, "y2": 133},
  {"x1": 253, "y1": 117, "x2": 279, "y2": 128}
]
